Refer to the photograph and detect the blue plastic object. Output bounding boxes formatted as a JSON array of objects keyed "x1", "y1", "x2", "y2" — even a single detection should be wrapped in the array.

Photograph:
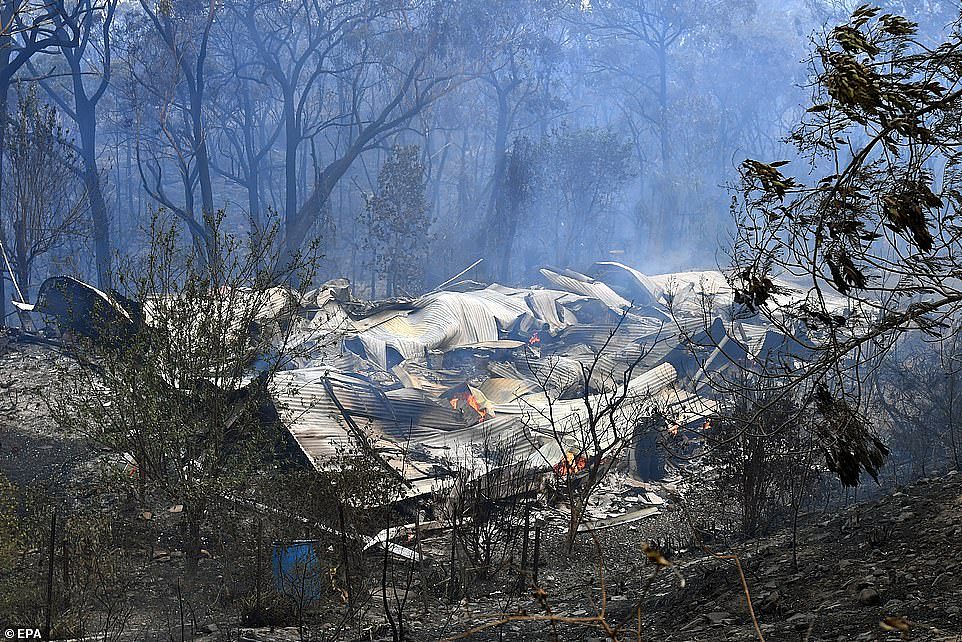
[{"x1": 272, "y1": 540, "x2": 323, "y2": 602}]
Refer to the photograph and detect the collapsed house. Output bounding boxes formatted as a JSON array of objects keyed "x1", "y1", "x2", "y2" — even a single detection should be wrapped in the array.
[
  {"x1": 232, "y1": 263, "x2": 820, "y2": 500},
  {"x1": 22, "y1": 263, "x2": 822, "y2": 511}
]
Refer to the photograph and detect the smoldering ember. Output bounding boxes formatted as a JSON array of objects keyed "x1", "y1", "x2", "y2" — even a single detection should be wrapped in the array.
[{"x1": 3, "y1": 2, "x2": 962, "y2": 642}]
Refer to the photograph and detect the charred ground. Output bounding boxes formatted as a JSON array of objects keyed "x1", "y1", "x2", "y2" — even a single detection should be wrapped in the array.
[{"x1": 2, "y1": 338, "x2": 960, "y2": 642}]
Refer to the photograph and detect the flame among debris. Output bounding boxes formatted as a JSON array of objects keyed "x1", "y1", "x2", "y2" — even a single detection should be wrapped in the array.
[
  {"x1": 554, "y1": 451, "x2": 587, "y2": 476},
  {"x1": 448, "y1": 390, "x2": 493, "y2": 421}
]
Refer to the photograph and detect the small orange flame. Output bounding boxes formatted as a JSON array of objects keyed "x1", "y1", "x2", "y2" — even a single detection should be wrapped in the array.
[
  {"x1": 553, "y1": 451, "x2": 587, "y2": 476},
  {"x1": 449, "y1": 392, "x2": 491, "y2": 421},
  {"x1": 528, "y1": 332, "x2": 541, "y2": 345},
  {"x1": 466, "y1": 393, "x2": 489, "y2": 421}
]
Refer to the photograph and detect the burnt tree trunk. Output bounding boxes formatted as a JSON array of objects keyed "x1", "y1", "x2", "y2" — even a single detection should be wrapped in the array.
[
  {"x1": 185, "y1": 505, "x2": 203, "y2": 578},
  {"x1": 76, "y1": 106, "x2": 112, "y2": 288}
]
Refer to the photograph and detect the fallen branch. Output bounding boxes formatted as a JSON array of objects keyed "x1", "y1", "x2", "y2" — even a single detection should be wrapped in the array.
[
  {"x1": 679, "y1": 504, "x2": 766, "y2": 642},
  {"x1": 431, "y1": 258, "x2": 483, "y2": 293}
]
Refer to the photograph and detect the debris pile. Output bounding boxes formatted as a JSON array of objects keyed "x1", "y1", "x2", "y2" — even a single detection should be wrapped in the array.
[
  {"x1": 251, "y1": 263, "x2": 815, "y2": 505},
  {"x1": 23, "y1": 263, "x2": 820, "y2": 516}
]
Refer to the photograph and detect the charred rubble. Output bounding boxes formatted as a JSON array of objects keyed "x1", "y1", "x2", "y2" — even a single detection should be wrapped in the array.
[{"x1": 20, "y1": 262, "x2": 819, "y2": 527}]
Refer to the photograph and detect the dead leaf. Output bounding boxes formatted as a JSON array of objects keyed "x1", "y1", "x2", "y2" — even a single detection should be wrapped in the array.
[
  {"x1": 643, "y1": 542, "x2": 671, "y2": 567},
  {"x1": 880, "y1": 616, "x2": 910, "y2": 632}
]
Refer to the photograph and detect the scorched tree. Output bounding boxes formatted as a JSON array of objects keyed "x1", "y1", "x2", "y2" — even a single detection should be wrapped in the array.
[{"x1": 730, "y1": 5, "x2": 962, "y2": 484}]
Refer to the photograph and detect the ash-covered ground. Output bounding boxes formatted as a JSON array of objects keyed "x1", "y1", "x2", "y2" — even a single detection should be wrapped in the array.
[{"x1": 2, "y1": 337, "x2": 961, "y2": 642}]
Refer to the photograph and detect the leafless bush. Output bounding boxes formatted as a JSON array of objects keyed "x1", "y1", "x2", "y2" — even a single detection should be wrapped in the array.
[
  {"x1": 58, "y1": 514, "x2": 135, "y2": 641},
  {"x1": 704, "y1": 385, "x2": 820, "y2": 537},
  {"x1": 437, "y1": 438, "x2": 541, "y2": 595},
  {"x1": 522, "y1": 311, "x2": 660, "y2": 551}
]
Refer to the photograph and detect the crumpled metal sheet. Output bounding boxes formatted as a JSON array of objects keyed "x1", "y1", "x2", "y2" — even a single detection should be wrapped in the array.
[
  {"x1": 593, "y1": 261, "x2": 664, "y2": 306},
  {"x1": 271, "y1": 359, "x2": 681, "y2": 494},
  {"x1": 528, "y1": 362, "x2": 677, "y2": 422},
  {"x1": 558, "y1": 315, "x2": 665, "y2": 351},
  {"x1": 486, "y1": 283, "x2": 584, "y2": 332},
  {"x1": 539, "y1": 268, "x2": 631, "y2": 312},
  {"x1": 255, "y1": 265, "x2": 748, "y2": 499},
  {"x1": 354, "y1": 286, "x2": 579, "y2": 368},
  {"x1": 355, "y1": 291, "x2": 513, "y2": 366},
  {"x1": 270, "y1": 372, "x2": 358, "y2": 465},
  {"x1": 476, "y1": 377, "x2": 539, "y2": 404},
  {"x1": 514, "y1": 363, "x2": 681, "y2": 470}
]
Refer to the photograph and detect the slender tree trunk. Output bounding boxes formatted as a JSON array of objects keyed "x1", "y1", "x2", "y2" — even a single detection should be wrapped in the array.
[
  {"x1": 0, "y1": 75, "x2": 8, "y2": 323},
  {"x1": 77, "y1": 107, "x2": 112, "y2": 288},
  {"x1": 483, "y1": 90, "x2": 510, "y2": 280},
  {"x1": 369, "y1": 248, "x2": 376, "y2": 299},
  {"x1": 649, "y1": 43, "x2": 675, "y2": 255},
  {"x1": 498, "y1": 201, "x2": 518, "y2": 279},
  {"x1": 283, "y1": 92, "x2": 297, "y2": 227},
  {"x1": 194, "y1": 121, "x2": 214, "y2": 219},
  {"x1": 285, "y1": 152, "x2": 356, "y2": 265},
  {"x1": 185, "y1": 506, "x2": 202, "y2": 579},
  {"x1": 13, "y1": 212, "x2": 28, "y2": 300},
  {"x1": 0, "y1": 24, "x2": 17, "y2": 320},
  {"x1": 566, "y1": 495, "x2": 581, "y2": 553},
  {"x1": 189, "y1": 82, "x2": 216, "y2": 261},
  {"x1": 126, "y1": 136, "x2": 135, "y2": 219},
  {"x1": 657, "y1": 45, "x2": 669, "y2": 172},
  {"x1": 247, "y1": 172, "x2": 263, "y2": 240}
]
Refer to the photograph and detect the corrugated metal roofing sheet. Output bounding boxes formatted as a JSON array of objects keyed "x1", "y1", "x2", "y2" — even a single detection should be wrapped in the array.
[
  {"x1": 262, "y1": 263, "x2": 798, "y2": 499},
  {"x1": 539, "y1": 268, "x2": 631, "y2": 312},
  {"x1": 272, "y1": 361, "x2": 678, "y2": 492},
  {"x1": 477, "y1": 377, "x2": 539, "y2": 403},
  {"x1": 353, "y1": 285, "x2": 592, "y2": 368},
  {"x1": 593, "y1": 261, "x2": 664, "y2": 305}
]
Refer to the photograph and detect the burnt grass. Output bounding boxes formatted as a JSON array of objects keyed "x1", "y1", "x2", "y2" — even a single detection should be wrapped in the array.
[
  {"x1": 1, "y1": 339, "x2": 961, "y2": 641},
  {"x1": 399, "y1": 469, "x2": 962, "y2": 642}
]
